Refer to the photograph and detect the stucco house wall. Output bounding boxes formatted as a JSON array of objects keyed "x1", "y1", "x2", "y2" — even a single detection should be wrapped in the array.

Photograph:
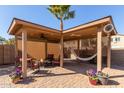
[
  {"x1": 111, "y1": 35, "x2": 124, "y2": 66},
  {"x1": 111, "y1": 34, "x2": 124, "y2": 50}
]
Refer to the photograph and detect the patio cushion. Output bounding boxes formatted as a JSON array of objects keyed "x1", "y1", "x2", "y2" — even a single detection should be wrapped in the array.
[{"x1": 47, "y1": 54, "x2": 54, "y2": 61}]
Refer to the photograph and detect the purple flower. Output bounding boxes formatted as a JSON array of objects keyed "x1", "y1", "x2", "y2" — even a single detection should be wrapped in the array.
[
  {"x1": 87, "y1": 69, "x2": 97, "y2": 76},
  {"x1": 16, "y1": 67, "x2": 22, "y2": 75}
]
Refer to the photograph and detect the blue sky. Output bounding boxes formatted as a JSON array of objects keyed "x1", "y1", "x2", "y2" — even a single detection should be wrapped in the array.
[{"x1": 0, "y1": 5, "x2": 124, "y2": 39}]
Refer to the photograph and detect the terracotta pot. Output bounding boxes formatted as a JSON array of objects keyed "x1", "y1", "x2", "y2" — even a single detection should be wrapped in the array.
[
  {"x1": 12, "y1": 77, "x2": 20, "y2": 84},
  {"x1": 89, "y1": 78, "x2": 98, "y2": 85},
  {"x1": 18, "y1": 67, "x2": 22, "y2": 70}
]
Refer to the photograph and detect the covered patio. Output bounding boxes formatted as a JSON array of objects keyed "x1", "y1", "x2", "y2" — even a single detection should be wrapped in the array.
[
  {"x1": 8, "y1": 16, "x2": 117, "y2": 78},
  {"x1": 1, "y1": 62, "x2": 123, "y2": 88}
]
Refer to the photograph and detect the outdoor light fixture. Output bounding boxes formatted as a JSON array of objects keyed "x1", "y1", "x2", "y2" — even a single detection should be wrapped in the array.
[
  {"x1": 103, "y1": 23, "x2": 114, "y2": 34},
  {"x1": 40, "y1": 34, "x2": 45, "y2": 39}
]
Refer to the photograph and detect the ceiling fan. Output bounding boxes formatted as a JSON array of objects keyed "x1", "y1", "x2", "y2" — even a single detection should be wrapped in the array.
[
  {"x1": 70, "y1": 34, "x2": 81, "y2": 37},
  {"x1": 40, "y1": 34, "x2": 46, "y2": 40}
]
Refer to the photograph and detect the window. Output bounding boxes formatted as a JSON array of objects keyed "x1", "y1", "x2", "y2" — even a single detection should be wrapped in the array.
[
  {"x1": 115, "y1": 37, "x2": 120, "y2": 42},
  {"x1": 111, "y1": 37, "x2": 121, "y2": 42},
  {"x1": 117, "y1": 37, "x2": 120, "y2": 41},
  {"x1": 115, "y1": 38, "x2": 118, "y2": 42}
]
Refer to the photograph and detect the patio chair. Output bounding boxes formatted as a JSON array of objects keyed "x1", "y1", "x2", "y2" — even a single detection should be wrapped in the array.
[
  {"x1": 52, "y1": 56, "x2": 60, "y2": 66},
  {"x1": 30, "y1": 59, "x2": 41, "y2": 70},
  {"x1": 44, "y1": 54, "x2": 54, "y2": 67}
]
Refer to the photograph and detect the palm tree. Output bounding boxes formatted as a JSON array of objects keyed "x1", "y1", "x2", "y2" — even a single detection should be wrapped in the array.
[
  {"x1": 4, "y1": 38, "x2": 15, "y2": 45},
  {"x1": 47, "y1": 5, "x2": 75, "y2": 67}
]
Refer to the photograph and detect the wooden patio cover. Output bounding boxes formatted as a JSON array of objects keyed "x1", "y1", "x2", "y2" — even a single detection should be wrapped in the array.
[
  {"x1": 8, "y1": 16, "x2": 117, "y2": 42},
  {"x1": 8, "y1": 16, "x2": 117, "y2": 78}
]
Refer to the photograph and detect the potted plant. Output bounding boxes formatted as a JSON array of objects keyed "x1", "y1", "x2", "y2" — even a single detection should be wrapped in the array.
[
  {"x1": 17, "y1": 65, "x2": 22, "y2": 71},
  {"x1": 86, "y1": 69, "x2": 96, "y2": 76},
  {"x1": 9, "y1": 67, "x2": 22, "y2": 84},
  {"x1": 10, "y1": 74, "x2": 21, "y2": 84},
  {"x1": 89, "y1": 76, "x2": 98, "y2": 85},
  {"x1": 86, "y1": 69, "x2": 98, "y2": 85},
  {"x1": 97, "y1": 71, "x2": 109, "y2": 85}
]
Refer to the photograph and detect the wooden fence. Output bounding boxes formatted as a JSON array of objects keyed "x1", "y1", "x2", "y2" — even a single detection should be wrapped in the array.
[{"x1": 0, "y1": 45, "x2": 15, "y2": 65}]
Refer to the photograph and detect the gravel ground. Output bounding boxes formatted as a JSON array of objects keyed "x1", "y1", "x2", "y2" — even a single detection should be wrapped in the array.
[{"x1": 0, "y1": 61, "x2": 124, "y2": 88}]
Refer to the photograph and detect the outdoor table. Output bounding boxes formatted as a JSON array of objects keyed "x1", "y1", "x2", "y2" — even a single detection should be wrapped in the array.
[
  {"x1": 52, "y1": 60, "x2": 60, "y2": 66},
  {"x1": 19, "y1": 58, "x2": 33, "y2": 68},
  {"x1": 19, "y1": 58, "x2": 32, "y2": 62}
]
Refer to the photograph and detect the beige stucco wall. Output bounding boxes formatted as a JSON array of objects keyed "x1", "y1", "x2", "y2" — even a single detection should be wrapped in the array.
[
  {"x1": 111, "y1": 35, "x2": 124, "y2": 50},
  {"x1": 111, "y1": 50, "x2": 124, "y2": 66},
  {"x1": 111, "y1": 35, "x2": 124, "y2": 66},
  {"x1": 48, "y1": 43, "x2": 60, "y2": 59},
  {"x1": 17, "y1": 40, "x2": 60, "y2": 60}
]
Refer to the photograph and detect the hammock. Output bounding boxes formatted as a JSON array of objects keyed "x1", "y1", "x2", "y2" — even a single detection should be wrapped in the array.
[
  {"x1": 64, "y1": 58, "x2": 76, "y2": 61},
  {"x1": 64, "y1": 48, "x2": 97, "y2": 61}
]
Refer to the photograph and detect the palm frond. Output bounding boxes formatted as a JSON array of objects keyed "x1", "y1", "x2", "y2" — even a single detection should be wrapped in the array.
[
  {"x1": 47, "y1": 5, "x2": 75, "y2": 21},
  {"x1": 47, "y1": 7, "x2": 53, "y2": 13},
  {"x1": 68, "y1": 11, "x2": 75, "y2": 19},
  {"x1": 47, "y1": 7, "x2": 60, "y2": 20},
  {"x1": 63, "y1": 11, "x2": 75, "y2": 20}
]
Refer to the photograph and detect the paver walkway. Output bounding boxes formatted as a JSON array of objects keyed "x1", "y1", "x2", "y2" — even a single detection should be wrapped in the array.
[{"x1": 0, "y1": 61, "x2": 124, "y2": 88}]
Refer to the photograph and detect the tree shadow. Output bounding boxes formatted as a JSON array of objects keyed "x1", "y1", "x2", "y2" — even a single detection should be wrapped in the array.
[
  {"x1": 0, "y1": 69, "x2": 12, "y2": 76},
  {"x1": 16, "y1": 69, "x2": 78, "y2": 85},
  {"x1": 97, "y1": 79, "x2": 120, "y2": 86},
  {"x1": 0, "y1": 65, "x2": 15, "y2": 76},
  {"x1": 111, "y1": 65, "x2": 124, "y2": 71},
  {"x1": 30, "y1": 69, "x2": 78, "y2": 78},
  {"x1": 63, "y1": 61, "x2": 121, "y2": 86},
  {"x1": 17, "y1": 77, "x2": 36, "y2": 84},
  {"x1": 110, "y1": 74, "x2": 124, "y2": 79},
  {"x1": 32, "y1": 69, "x2": 50, "y2": 75},
  {"x1": 107, "y1": 80, "x2": 120, "y2": 85},
  {"x1": 63, "y1": 61, "x2": 97, "y2": 75}
]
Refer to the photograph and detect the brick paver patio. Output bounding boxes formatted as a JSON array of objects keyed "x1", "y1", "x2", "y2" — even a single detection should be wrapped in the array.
[{"x1": 0, "y1": 61, "x2": 124, "y2": 88}]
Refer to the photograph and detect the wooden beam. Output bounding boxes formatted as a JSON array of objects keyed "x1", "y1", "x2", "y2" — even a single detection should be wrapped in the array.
[
  {"x1": 77, "y1": 39, "x2": 80, "y2": 56},
  {"x1": 63, "y1": 36, "x2": 97, "y2": 42},
  {"x1": 17, "y1": 37, "x2": 59, "y2": 43},
  {"x1": 45, "y1": 40, "x2": 48, "y2": 59},
  {"x1": 107, "y1": 34, "x2": 111, "y2": 68},
  {"x1": 27, "y1": 37, "x2": 59, "y2": 43},
  {"x1": 97, "y1": 27, "x2": 102, "y2": 71},
  {"x1": 15, "y1": 27, "x2": 23, "y2": 36},
  {"x1": 22, "y1": 30, "x2": 27, "y2": 78}
]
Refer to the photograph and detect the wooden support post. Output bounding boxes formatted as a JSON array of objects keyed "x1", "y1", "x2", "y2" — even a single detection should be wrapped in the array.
[
  {"x1": 97, "y1": 28, "x2": 102, "y2": 71},
  {"x1": 15, "y1": 36, "x2": 18, "y2": 57},
  {"x1": 22, "y1": 31, "x2": 27, "y2": 78},
  {"x1": 15, "y1": 36, "x2": 18, "y2": 67},
  {"x1": 107, "y1": 34, "x2": 111, "y2": 68},
  {"x1": 77, "y1": 39, "x2": 80, "y2": 56},
  {"x1": 60, "y1": 19, "x2": 64, "y2": 67},
  {"x1": 60, "y1": 35, "x2": 64, "y2": 67},
  {"x1": 45, "y1": 40, "x2": 48, "y2": 59}
]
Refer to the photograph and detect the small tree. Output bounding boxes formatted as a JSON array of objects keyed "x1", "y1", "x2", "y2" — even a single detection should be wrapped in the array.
[
  {"x1": 4, "y1": 38, "x2": 15, "y2": 45},
  {"x1": 47, "y1": 5, "x2": 75, "y2": 67},
  {"x1": 0, "y1": 36, "x2": 6, "y2": 44}
]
